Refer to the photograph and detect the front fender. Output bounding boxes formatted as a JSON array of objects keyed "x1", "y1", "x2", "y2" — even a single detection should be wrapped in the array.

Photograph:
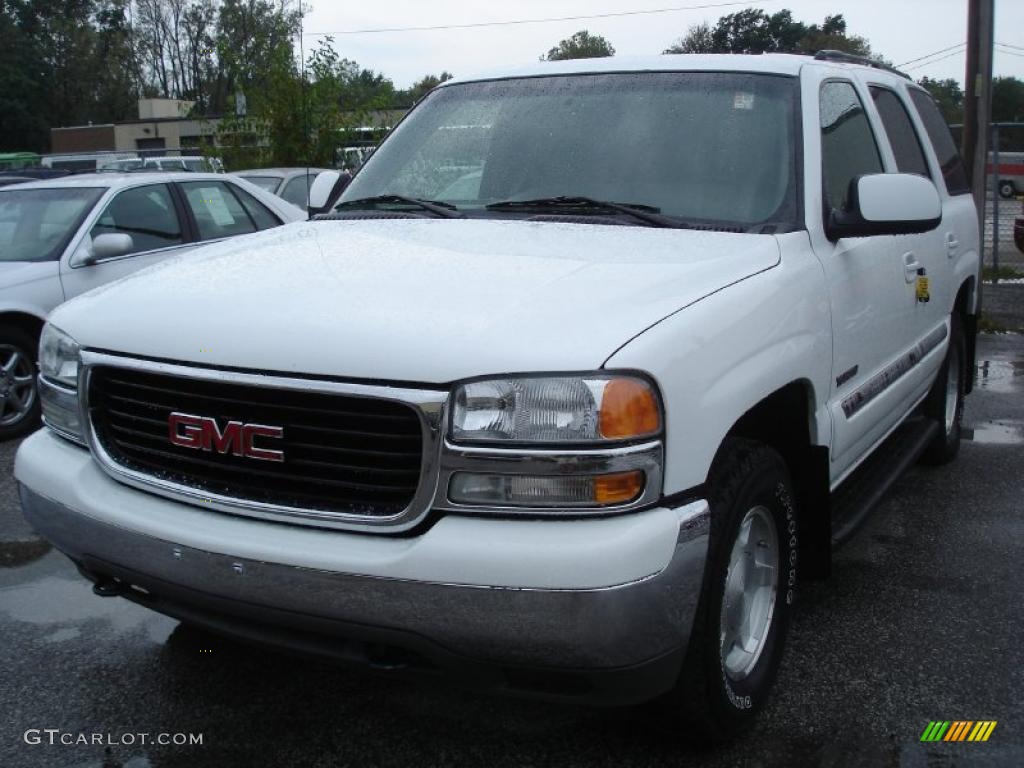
[{"x1": 604, "y1": 235, "x2": 832, "y2": 493}]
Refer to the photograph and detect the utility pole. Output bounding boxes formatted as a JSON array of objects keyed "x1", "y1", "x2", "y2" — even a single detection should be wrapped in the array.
[{"x1": 961, "y1": 0, "x2": 995, "y2": 232}]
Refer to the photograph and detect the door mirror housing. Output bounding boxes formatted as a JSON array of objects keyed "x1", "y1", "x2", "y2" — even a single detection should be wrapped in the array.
[
  {"x1": 308, "y1": 171, "x2": 341, "y2": 213},
  {"x1": 827, "y1": 173, "x2": 941, "y2": 240},
  {"x1": 87, "y1": 233, "x2": 134, "y2": 263}
]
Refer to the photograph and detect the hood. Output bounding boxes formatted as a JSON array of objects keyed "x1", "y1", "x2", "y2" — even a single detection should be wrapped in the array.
[{"x1": 51, "y1": 219, "x2": 779, "y2": 383}]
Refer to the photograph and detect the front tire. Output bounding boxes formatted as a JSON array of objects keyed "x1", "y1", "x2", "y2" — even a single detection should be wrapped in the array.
[
  {"x1": 0, "y1": 327, "x2": 41, "y2": 441},
  {"x1": 921, "y1": 315, "x2": 964, "y2": 465},
  {"x1": 671, "y1": 439, "x2": 798, "y2": 741}
]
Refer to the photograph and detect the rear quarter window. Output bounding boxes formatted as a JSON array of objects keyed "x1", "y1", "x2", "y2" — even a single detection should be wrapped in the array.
[{"x1": 908, "y1": 89, "x2": 970, "y2": 195}]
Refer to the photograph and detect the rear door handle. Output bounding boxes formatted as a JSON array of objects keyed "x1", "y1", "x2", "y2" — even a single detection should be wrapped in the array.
[
  {"x1": 946, "y1": 233, "x2": 960, "y2": 256},
  {"x1": 903, "y1": 252, "x2": 921, "y2": 282}
]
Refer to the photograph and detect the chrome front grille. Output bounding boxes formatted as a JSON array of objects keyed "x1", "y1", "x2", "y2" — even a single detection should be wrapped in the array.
[{"x1": 81, "y1": 353, "x2": 446, "y2": 531}]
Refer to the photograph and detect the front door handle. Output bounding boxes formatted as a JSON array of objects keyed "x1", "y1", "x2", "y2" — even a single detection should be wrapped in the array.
[
  {"x1": 946, "y1": 233, "x2": 960, "y2": 257},
  {"x1": 903, "y1": 252, "x2": 921, "y2": 283}
]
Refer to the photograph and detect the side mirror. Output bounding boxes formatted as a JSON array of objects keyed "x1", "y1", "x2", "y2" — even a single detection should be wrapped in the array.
[
  {"x1": 827, "y1": 173, "x2": 941, "y2": 240},
  {"x1": 88, "y1": 233, "x2": 134, "y2": 262},
  {"x1": 308, "y1": 171, "x2": 341, "y2": 213}
]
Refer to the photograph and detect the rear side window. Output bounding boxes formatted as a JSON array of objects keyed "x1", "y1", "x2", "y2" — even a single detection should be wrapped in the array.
[
  {"x1": 232, "y1": 184, "x2": 283, "y2": 229},
  {"x1": 869, "y1": 87, "x2": 931, "y2": 178},
  {"x1": 820, "y1": 81, "x2": 884, "y2": 212},
  {"x1": 908, "y1": 89, "x2": 970, "y2": 195},
  {"x1": 180, "y1": 181, "x2": 257, "y2": 240}
]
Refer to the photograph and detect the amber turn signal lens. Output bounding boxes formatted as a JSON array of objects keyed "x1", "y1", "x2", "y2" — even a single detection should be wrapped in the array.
[
  {"x1": 599, "y1": 378, "x2": 661, "y2": 439},
  {"x1": 594, "y1": 471, "x2": 645, "y2": 505}
]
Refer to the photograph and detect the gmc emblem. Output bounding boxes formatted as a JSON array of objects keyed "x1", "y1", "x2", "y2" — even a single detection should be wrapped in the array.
[{"x1": 168, "y1": 412, "x2": 285, "y2": 462}]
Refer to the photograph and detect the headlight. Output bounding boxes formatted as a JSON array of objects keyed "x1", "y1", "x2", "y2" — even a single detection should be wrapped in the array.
[
  {"x1": 38, "y1": 324, "x2": 84, "y2": 443},
  {"x1": 443, "y1": 373, "x2": 663, "y2": 513},
  {"x1": 451, "y1": 375, "x2": 661, "y2": 444},
  {"x1": 39, "y1": 324, "x2": 80, "y2": 388}
]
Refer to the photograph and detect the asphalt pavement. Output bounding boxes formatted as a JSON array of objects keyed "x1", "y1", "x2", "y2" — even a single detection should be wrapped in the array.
[{"x1": 1, "y1": 333, "x2": 1022, "y2": 768}]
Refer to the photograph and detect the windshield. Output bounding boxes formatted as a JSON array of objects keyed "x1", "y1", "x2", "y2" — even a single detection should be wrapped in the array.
[
  {"x1": 0, "y1": 187, "x2": 104, "y2": 262},
  {"x1": 341, "y1": 72, "x2": 800, "y2": 229}
]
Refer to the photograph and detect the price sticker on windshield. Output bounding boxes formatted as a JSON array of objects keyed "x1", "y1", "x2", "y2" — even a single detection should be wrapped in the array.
[{"x1": 733, "y1": 92, "x2": 755, "y2": 110}]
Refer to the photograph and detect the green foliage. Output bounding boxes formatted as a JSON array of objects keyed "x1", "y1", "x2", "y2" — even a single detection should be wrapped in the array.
[
  {"x1": 664, "y1": 9, "x2": 870, "y2": 58},
  {"x1": 398, "y1": 72, "x2": 454, "y2": 105},
  {"x1": 211, "y1": 35, "x2": 398, "y2": 170},
  {"x1": 993, "y1": 76, "x2": 1024, "y2": 123},
  {"x1": 917, "y1": 77, "x2": 964, "y2": 124},
  {"x1": 542, "y1": 30, "x2": 615, "y2": 61}
]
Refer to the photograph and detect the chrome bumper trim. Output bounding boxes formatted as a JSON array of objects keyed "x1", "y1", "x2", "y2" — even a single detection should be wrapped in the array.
[{"x1": 20, "y1": 482, "x2": 710, "y2": 670}]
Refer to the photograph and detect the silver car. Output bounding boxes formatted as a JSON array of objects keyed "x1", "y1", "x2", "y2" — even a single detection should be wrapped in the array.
[
  {"x1": 234, "y1": 168, "x2": 337, "y2": 210},
  {"x1": 0, "y1": 172, "x2": 306, "y2": 438}
]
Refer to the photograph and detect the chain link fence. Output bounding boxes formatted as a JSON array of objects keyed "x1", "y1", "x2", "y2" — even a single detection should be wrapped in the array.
[{"x1": 984, "y1": 123, "x2": 1024, "y2": 276}]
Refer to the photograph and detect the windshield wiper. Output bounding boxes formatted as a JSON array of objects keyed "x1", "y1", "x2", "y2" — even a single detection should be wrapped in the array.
[
  {"x1": 332, "y1": 194, "x2": 461, "y2": 218},
  {"x1": 485, "y1": 196, "x2": 678, "y2": 228}
]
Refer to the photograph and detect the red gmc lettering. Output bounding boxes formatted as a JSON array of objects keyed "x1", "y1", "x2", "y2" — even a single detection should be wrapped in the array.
[
  {"x1": 242, "y1": 425, "x2": 285, "y2": 462},
  {"x1": 168, "y1": 413, "x2": 206, "y2": 450},
  {"x1": 168, "y1": 412, "x2": 284, "y2": 462}
]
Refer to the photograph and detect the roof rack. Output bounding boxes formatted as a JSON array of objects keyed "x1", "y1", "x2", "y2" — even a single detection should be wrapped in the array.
[{"x1": 813, "y1": 50, "x2": 912, "y2": 81}]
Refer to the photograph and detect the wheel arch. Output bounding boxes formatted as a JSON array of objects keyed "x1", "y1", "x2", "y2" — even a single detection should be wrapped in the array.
[
  {"x1": 719, "y1": 379, "x2": 831, "y2": 580},
  {"x1": 953, "y1": 276, "x2": 977, "y2": 394},
  {"x1": 0, "y1": 310, "x2": 46, "y2": 354}
]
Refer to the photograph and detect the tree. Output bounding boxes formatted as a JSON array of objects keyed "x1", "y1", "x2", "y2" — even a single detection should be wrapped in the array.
[
  {"x1": 664, "y1": 10, "x2": 870, "y2": 58},
  {"x1": 917, "y1": 77, "x2": 964, "y2": 124},
  {"x1": 399, "y1": 72, "x2": 453, "y2": 105},
  {"x1": 992, "y1": 76, "x2": 1024, "y2": 123},
  {"x1": 542, "y1": 30, "x2": 614, "y2": 61},
  {"x1": 795, "y1": 14, "x2": 871, "y2": 57},
  {"x1": 664, "y1": 21, "x2": 713, "y2": 54}
]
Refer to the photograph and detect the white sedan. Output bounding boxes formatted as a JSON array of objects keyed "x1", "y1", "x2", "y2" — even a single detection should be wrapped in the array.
[{"x1": 0, "y1": 172, "x2": 306, "y2": 438}]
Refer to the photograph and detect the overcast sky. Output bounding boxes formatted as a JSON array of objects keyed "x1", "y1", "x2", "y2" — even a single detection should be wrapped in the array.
[{"x1": 301, "y1": 0, "x2": 1024, "y2": 89}]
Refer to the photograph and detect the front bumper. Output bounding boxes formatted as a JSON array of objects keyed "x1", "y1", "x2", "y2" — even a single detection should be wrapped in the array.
[{"x1": 16, "y1": 429, "x2": 710, "y2": 704}]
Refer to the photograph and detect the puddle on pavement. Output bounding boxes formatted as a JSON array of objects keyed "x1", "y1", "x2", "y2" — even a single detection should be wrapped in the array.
[
  {"x1": 962, "y1": 420, "x2": 1024, "y2": 444},
  {"x1": 0, "y1": 538, "x2": 52, "y2": 568},
  {"x1": 975, "y1": 357, "x2": 1024, "y2": 393},
  {"x1": 0, "y1": 575, "x2": 176, "y2": 644}
]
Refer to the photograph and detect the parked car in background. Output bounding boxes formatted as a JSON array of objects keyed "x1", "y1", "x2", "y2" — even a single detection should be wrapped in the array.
[
  {"x1": 41, "y1": 152, "x2": 137, "y2": 172},
  {"x1": 0, "y1": 152, "x2": 42, "y2": 171},
  {"x1": 0, "y1": 171, "x2": 304, "y2": 438},
  {"x1": 234, "y1": 168, "x2": 341, "y2": 210},
  {"x1": 989, "y1": 151, "x2": 1024, "y2": 199},
  {"x1": 141, "y1": 156, "x2": 225, "y2": 173},
  {"x1": 0, "y1": 176, "x2": 31, "y2": 189},
  {"x1": 97, "y1": 157, "x2": 146, "y2": 172}
]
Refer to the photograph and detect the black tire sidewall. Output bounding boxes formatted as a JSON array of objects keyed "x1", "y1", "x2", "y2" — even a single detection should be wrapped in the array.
[
  {"x1": 681, "y1": 442, "x2": 798, "y2": 737},
  {"x1": 0, "y1": 327, "x2": 41, "y2": 441},
  {"x1": 923, "y1": 316, "x2": 965, "y2": 463}
]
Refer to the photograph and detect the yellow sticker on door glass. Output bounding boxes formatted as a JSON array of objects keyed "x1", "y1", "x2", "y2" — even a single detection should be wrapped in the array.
[{"x1": 916, "y1": 275, "x2": 930, "y2": 302}]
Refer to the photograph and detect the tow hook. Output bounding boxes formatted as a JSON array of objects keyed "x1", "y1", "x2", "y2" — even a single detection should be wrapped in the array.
[{"x1": 92, "y1": 577, "x2": 124, "y2": 597}]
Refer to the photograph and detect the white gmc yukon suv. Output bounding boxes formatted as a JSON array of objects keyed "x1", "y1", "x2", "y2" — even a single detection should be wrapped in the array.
[{"x1": 16, "y1": 53, "x2": 980, "y2": 739}]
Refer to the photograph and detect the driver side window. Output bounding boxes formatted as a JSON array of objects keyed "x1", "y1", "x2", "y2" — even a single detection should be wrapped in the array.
[
  {"x1": 89, "y1": 184, "x2": 183, "y2": 256},
  {"x1": 820, "y1": 81, "x2": 883, "y2": 213}
]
